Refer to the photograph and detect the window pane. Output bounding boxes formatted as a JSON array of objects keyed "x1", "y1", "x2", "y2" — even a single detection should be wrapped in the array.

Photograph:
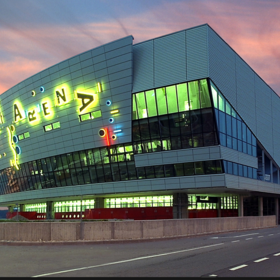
[
  {"x1": 201, "y1": 108, "x2": 214, "y2": 133},
  {"x1": 24, "y1": 132, "x2": 30, "y2": 138},
  {"x1": 53, "y1": 122, "x2": 60, "y2": 129},
  {"x1": 218, "y1": 92, "x2": 225, "y2": 112},
  {"x1": 211, "y1": 83, "x2": 218, "y2": 108},
  {"x1": 166, "y1": 85, "x2": 178, "y2": 114},
  {"x1": 156, "y1": 88, "x2": 167, "y2": 115},
  {"x1": 219, "y1": 110, "x2": 226, "y2": 133},
  {"x1": 136, "y1": 92, "x2": 147, "y2": 119},
  {"x1": 44, "y1": 124, "x2": 52, "y2": 131},
  {"x1": 195, "y1": 161, "x2": 204, "y2": 175},
  {"x1": 225, "y1": 101, "x2": 231, "y2": 115},
  {"x1": 191, "y1": 110, "x2": 202, "y2": 134},
  {"x1": 188, "y1": 81, "x2": 200, "y2": 110},
  {"x1": 199, "y1": 79, "x2": 211, "y2": 108},
  {"x1": 92, "y1": 110, "x2": 102, "y2": 118},
  {"x1": 177, "y1": 83, "x2": 189, "y2": 111},
  {"x1": 80, "y1": 113, "x2": 90, "y2": 122},
  {"x1": 145, "y1": 90, "x2": 157, "y2": 117},
  {"x1": 132, "y1": 94, "x2": 138, "y2": 120},
  {"x1": 184, "y1": 162, "x2": 194, "y2": 175}
]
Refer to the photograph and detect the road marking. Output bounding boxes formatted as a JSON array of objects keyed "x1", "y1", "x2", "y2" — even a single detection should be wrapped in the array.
[
  {"x1": 245, "y1": 238, "x2": 253, "y2": 240},
  {"x1": 32, "y1": 243, "x2": 224, "y2": 277},
  {"x1": 230, "y1": 264, "x2": 248, "y2": 271},
  {"x1": 268, "y1": 234, "x2": 274, "y2": 236},
  {"x1": 258, "y1": 236, "x2": 264, "y2": 238},
  {"x1": 210, "y1": 233, "x2": 258, "y2": 239},
  {"x1": 209, "y1": 274, "x2": 217, "y2": 277},
  {"x1": 274, "y1": 253, "x2": 280, "y2": 256},
  {"x1": 254, "y1": 257, "x2": 269, "y2": 263},
  {"x1": 232, "y1": 240, "x2": 240, "y2": 243},
  {"x1": 233, "y1": 233, "x2": 259, "y2": 238}
]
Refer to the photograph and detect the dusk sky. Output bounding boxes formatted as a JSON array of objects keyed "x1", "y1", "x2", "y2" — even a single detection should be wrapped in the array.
[{"x1": 1, "y1": 0, "x2": 280, "y2": 95}]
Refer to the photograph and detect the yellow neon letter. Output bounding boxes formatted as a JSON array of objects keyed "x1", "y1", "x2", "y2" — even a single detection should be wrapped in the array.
[
  {"x1": 76, "y1": 91, "x2": 96, "y2": 112},
  {"x1": 56, "y1": 88, "x2": 67, "y2": 105},
  {"x1": 14, "y1": 104, "x2": 23, "y2": 122},
  {"x1": 28, "y1": 110, "x2": 37, "y2": 122},
  {"x1": 42, "y1": 102, "x2": 50, "y2": 116}
]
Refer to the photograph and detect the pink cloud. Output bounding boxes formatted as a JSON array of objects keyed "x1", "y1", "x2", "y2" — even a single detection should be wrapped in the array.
[{"x1": 1, "y1": 0, "x2": 280, "y2": 95}]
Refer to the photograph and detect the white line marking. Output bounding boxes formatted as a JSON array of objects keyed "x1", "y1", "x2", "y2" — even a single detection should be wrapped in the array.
[
  {"x1": 245, "y1": 238, "x2": 253, "y2": 240},
  {"x1": 274, "y1": 253, "x2": 280, "y2": 256},
  {"x1": 32, "y1": 243, "x2": 224, "y2": 277},
  {"x1": 210, "y1": 233, "x2": 259, "y2": 239},
  {"x1": 254, "y1": 257, "x2": 269, "y2": 263},
  {"x1": 232, "y1": 240, "x2": 240, "y2": 243},
  {"x1": 258, "y1": 236, "x2": 264, "y2": 238},
  {"x1": 269, "y1": 234, "x2": 274, "y2": 236},
  {"x1": 209, "y1": 274, "x2": 217, "y2": 277},
  {"x1": 230, "y1": 264, "x2": 248, "y2": 271},
  {"x1": 233, "y1": 233, "x2": 259, "y2": 238}
]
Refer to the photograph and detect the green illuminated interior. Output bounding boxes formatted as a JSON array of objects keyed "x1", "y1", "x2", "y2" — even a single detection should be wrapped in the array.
[{"x1": 133, "y1": 79, "x2": 211, "y2": 120}]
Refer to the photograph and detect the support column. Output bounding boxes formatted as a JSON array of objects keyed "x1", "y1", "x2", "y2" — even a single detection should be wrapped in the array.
[
  {"x1": 8, "y1": 206, "x2": 13, "y2": 213},
  {"x1": 173, "y1": 193, "x2": 188, "y2": 219},
  {"x1": 238, "y1": 195, "x2": 244, "y2": 217},
  {"x1": 20, "y1": 204, "x2": 25, "y2": 212},
  {"x1": 94, "y1": 197, "x2": 105, "y2": 209},
  {"x1": 46, "y1": 201, "x2": 54, "y2": 219},
  {"x1": 258, "y1": 197, "x2": 263, "y2": 216},
  {"x1": 217, "y1": 198, "x2": 221, "y2": 217},
  {"x1": 275, "y1": 198, "x2": 279, "y2": 225}
]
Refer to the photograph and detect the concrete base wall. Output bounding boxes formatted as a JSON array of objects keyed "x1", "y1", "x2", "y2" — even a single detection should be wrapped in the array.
[{"x1": 0, "y1": 216, "x2": 276, "y2": 242}]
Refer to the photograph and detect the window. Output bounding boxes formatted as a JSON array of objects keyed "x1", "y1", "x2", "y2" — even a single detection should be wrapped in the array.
[
  {"x1": 79, "y1": 110, "x2": 102, "y2": 122},
  {"x1": 44, "y1": 122, "x2": 61, "y2": 132},
  {"x1": 18, "y1": 131, "x2": 30, "y2": 140}
]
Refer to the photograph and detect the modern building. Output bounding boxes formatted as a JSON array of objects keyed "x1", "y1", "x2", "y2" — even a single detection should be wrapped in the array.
[{"x1": 0, "y1": 24, "x2": 279, "y2": 221}]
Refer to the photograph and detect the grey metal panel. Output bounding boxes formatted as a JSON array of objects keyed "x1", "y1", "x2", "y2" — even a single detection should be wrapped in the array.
[
  {"x1": 135, "y1": 147, "x2": 221, "y2": 167},
  {"x1": 186, "y1": 25, "x2": 209, "y2": 81},
  {"x1": 220, "y1": 146, "x2": 257, "y2": 168},
  {"x1": 272, "y1": 93, "x2": 280, "y2": 161},
  {"x1": 208, "y1": 27, "x2": 237, "y2": 109},
  {"x1": 132, "y1": 40, "x2": 154, "y2": 93},
  {"x1": 255, "y1": 77, "x2": 273, "y2": 157},
  {"x1": 235, "y1": 56, "x2": 256, "y2": 133},
  {"x1": 154, "y1": 30, "x2": 186, "y2": 88}
]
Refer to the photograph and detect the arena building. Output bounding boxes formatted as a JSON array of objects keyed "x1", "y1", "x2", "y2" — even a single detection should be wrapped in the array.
[{"x1": 0, "y1": 24, "x2": 279, "y2": 221}]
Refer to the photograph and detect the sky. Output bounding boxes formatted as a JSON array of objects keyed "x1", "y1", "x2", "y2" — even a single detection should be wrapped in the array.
[{"x1": 0, "y1": 0, "x2": 280, "y2": 96}]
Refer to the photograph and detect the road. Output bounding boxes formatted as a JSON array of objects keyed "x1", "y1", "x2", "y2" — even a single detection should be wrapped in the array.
[{"x1": 0, "y1": 226, "x2": 280, "y2": 277}]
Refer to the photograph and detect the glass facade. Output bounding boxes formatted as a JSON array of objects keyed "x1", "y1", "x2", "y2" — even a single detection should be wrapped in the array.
[
  {"x1": 210, "y1": 81, "x2": 257, "y2": 157},
  {"x1": 0, "y1": 77, "x2": 276, "y2": 198}
]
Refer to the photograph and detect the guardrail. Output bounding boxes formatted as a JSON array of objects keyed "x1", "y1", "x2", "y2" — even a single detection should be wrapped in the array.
[{"x1": 0, "y1": 216, "x2": 276, "y2": 242}]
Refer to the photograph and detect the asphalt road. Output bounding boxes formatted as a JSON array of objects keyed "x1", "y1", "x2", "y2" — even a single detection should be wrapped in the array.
[{"x1": 1, "y1": 226, "x2": 280, "y2": 277}]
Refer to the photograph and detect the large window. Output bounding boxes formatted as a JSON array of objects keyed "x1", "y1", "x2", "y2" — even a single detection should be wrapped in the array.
[
  {"x1": 133, "y1": 79, "x2": 211, "y2": 120},
  {"x1": 210, "y1": 81, "x2": 257, "y2": 157}
]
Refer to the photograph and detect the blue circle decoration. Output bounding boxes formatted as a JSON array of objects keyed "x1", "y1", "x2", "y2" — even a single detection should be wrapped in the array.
[
  {"x1": 106, "y1": 100, "x2": 112, "y2": 106},
  {"x1": 13, "y1": 135, "x2": 18, "y2": 144},
  {"x1": 109, "y1": 117, "x2": 114, "y2": 123},
  {"x1": 40, "y1": 86, "x2": 45, "y2": 93},
  {"x1": 15, "y1": 146, "x2": 21, "y2": 155}
]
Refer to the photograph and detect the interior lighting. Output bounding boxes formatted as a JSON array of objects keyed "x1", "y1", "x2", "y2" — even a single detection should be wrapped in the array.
[
  {"x1": 40, "y1": 86, "x2": 45, "y2": 93},
  {"x1": 109, "y1": 117, "x2": 114, "y2": 123},
  {"x1": 106, "y1": 100, "x2": 112, "y2": 106},
  {"x1": 113, "y1": 129, "x2": 122, "y2": 133},
  {"x1": 111, "y1": 134, "x2": 117, "y2": 140},
  {"x1": 31, "y1": 90, "x2": 36, "y2": 96}
]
